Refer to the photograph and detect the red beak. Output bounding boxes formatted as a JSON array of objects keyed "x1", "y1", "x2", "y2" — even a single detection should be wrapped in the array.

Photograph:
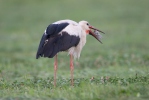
[
  {"x1": 89, "y1": 26, "x2": 105, "y2": 34},
  {"x1": 89, "y1": 26, "x2": 105, "y2": 44}
]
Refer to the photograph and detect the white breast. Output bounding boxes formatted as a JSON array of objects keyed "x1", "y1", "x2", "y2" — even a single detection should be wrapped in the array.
[{"x1": 67, "y1": 26, "x2": 87, "y2": 59}]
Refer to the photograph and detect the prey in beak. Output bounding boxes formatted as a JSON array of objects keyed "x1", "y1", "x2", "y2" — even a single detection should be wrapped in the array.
[{"x1": 89, "y1": 26, "x2": 105, "y2": 44}]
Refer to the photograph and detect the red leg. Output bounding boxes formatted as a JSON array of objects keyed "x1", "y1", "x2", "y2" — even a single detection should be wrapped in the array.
[
  {"x1": 54, "y1": 54, "x2": 58, "y2": 87},
  {"x1": 70, "y1": 54, "x2": 74, "y2": 86}
]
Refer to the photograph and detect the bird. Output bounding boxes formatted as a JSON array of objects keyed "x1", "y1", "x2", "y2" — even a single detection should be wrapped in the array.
[{"x1": 36, "y1": 19, "x2": 105, "y2": 87}]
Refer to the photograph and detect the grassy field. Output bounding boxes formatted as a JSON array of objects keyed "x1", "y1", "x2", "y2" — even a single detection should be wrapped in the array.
[{"x1": 0, "y1": 0, "x2": 149, "y2": 100}]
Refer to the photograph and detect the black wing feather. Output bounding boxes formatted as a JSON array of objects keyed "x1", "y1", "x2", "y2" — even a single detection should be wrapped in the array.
[
  {"x1": 36, "y1": 34, "x2": 48, "y2": 58},
  {"x1": 46, "y1": 23, "x2": 69, "y2": 36},
  {"x1": 36, "y1": 31, "x2": 80, "y2": 58},
  {"x1": 36, "y1": 23, "x2": 69, "y2": 59}
]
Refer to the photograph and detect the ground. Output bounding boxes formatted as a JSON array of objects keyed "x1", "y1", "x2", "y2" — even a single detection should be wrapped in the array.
[{"x1": 0, "y1": 0, "x2": 149, "y2": 100}]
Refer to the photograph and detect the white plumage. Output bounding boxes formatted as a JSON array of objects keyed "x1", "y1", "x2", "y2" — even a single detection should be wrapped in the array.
[
  {"x1": 61, "y1": 21, "x2": 87, "y2": 59},
  {"x1": 36, "y1": 19, "x2": 105, "y2": 87}
]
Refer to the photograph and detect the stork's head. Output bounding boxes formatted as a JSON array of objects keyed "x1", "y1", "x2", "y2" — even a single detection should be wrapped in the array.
[{"x1": 79, "y1": 21, "x2": 105, "y2": 43}]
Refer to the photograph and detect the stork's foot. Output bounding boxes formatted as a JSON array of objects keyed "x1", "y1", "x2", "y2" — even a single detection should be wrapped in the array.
[{"x1": 71, "y1": 78, "x2": 74, "y2": 86}]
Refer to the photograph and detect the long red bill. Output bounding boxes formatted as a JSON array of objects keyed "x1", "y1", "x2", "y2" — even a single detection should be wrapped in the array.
[{"x1": 89, "y1": 26, "x2": 105, "y2": 34}]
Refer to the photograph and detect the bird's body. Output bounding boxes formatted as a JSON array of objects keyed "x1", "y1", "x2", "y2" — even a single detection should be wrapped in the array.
[
  {"x1": 36, "y1": 20, "x2": 87, "y2": 59},
  {"x1": 36, "y1": 19, "x2": 104, "y2": 86}
]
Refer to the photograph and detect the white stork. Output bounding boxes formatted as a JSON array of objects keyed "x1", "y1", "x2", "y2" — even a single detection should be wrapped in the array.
[{"x1": 36, "y1": 19, "x2": 105, "y2": 87}]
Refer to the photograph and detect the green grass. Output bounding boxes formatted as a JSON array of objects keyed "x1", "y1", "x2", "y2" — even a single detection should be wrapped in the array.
[{"x1": 0, "y1": 0, "x2": 149, "y2": 100}]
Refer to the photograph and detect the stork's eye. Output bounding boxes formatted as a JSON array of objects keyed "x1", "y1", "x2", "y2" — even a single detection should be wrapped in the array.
[{"x1": 87, "y1": 23, "x2": 89, "y2": 25}]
